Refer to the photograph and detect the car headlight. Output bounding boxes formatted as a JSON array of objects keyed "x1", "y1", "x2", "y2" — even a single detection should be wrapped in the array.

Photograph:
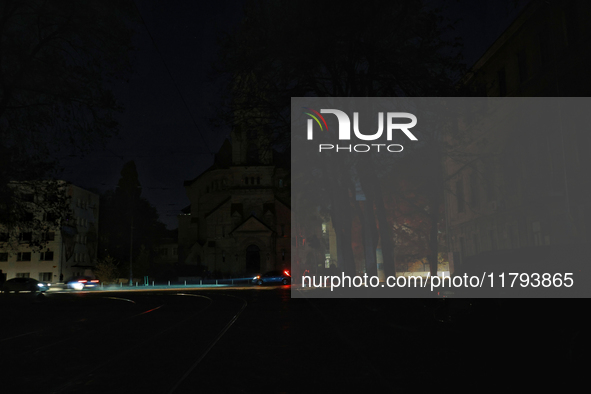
[{"x1": 37, "y1": 283, "x2": 44, "y2": 287}]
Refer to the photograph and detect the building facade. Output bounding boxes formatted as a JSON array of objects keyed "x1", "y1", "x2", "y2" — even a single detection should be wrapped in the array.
[
  {"x1": 178, "y1": 128, "x2": 290, "y2": 277},
  {"x1": 0, "y1": 181, "x2": 99, "y2": 283},
  {"x1": 445, "y1": 0, "x2": 591, "y2": 269}
]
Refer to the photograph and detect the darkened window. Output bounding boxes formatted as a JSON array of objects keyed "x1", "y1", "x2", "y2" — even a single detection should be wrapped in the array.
[
  {"x1": 539, "y1": 27, "x2": 550, "y2": 64},
  {"x1": 247, "y1": 130, "x2": 259, "y2": 164},
  {"x1": 517, "y1": 50, "x2": 528, "y2": 83},
  {"x1": 22, "y1": 194, "x2": 34, "y2": 202},
  {"x1": 40, "y1": 250, "x2": 54, "y2": 261},
  {"x1": 16, "y1": 272, "x2": 30, "y2": 278},
  {"x1": 17, "y1": 252, "x2": 31, "y2": 261},
  {"x1": 244, "y1": 177, "x2": 248, "y2": 185},
  {"x1": 222, "y1": 252, "x2": 225, "y2": 263},
  {"x1": 497, "y1": 67, "x2": 507, "y2": 96},
  {"x1": 45, "y1": 212, "x2": 59, "y2": 223},
  {"x1": 250, "y1": 177, "x2": 254, "y2": 185},
  {"x1": 0, "y1": 233, "x2": 8, "y2": 242},
  {"x1": 19, "y1": 232, "x2": 33, "y2": 242},
  {"x1": 565, "y1": 2, "x2": 579, "y2": 44},
  {"x1": 489, "y1": 229, "x2": 497, "y2": 251},
  {"x1": 0, "y1": 253, "x2": 8, "y2": 262},
  {"x1": 281, "y1": 225, "x2": 285, "y2": 237},
  {"x1": 39, "y1": 272, "x2": 52, "y2": 281},
  {"x1": 456, "y1": 180, "x2": 465, "y2": 213},
  {"x1": 208, "y1": 241, "x2": 216, "y2": 248},
  {"x1": 257, "y1": 177, "x2": 260, "y2": 185},
  {"x1": 470, "y1": 172, "x2": 480, "y2": 209},
  {"x1": 473, "y1": 234, "x2": 480, "y2": 255},
  {"x1": 46, "y1": 232, "x2": 55, "y2": 241}
]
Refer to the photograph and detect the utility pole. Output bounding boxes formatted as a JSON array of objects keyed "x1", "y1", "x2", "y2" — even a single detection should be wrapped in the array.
[{"x1": 129, "y1": 212, "x2": 133, "y2": 286}]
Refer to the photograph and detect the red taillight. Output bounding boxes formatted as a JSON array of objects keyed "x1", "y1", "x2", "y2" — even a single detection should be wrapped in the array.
[
  {"x1": 90, "y1": 280, "x2": 99, "y2": 283},
  {"x1": 78, "y1": 280, "x2": 87, "y2": 283},
  {"x1": 284, "y1": 270, "x2": 291, "y2": 277}
]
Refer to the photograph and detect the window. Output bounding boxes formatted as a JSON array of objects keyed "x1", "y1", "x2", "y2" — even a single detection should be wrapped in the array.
[
  {"x1": 539, "y1": 27, "x2": 550, "y2": 64},
  {"x1": 489, "y1": 229, "x2": 497, "y2": 251},
  {"x1": 40, "y1": 250, "x2": 54, "y2": 261},
  {"x1": 39, "y1": 272, "x2": 52, "y2": 282},
  {"x1": 0, "y1": 253, "x2": 8, "y2": 262},
  {"x1": 16, "y1": 272, "x2": 30, "y2": 278},
  {"x1": 517, "y1": 49, "x2": 528, "y2": 83},
  {"x1": 161, "y1": 248, "x2": 168, "y2": 256},
  {"x1": 173, "y1": 247, "x2": 178, "y2": 256},
  {"x1": 532, "y1": 221, "x2": 543, "y2": 246},
  {"x1": 19, "y1": 232, "x2": 33, "y2": 242},
  {"x1": 456, "y1": 180, "x2": 465, "y2": 213},
  {"x1": 256, "y1": 177, "x2": 260, "y2": 185},
  {"x1": 17, "y1": 252, "x2": 31, "y2": 261},
  {"x1": 222, "y1": 252, "x2": 225, "y2": 263},
  {"x1": 565, "y1": 2, "x2": 579, "y2": 45},
  {"x1": 250, "y1": 177, "x2": 254, "y2": 185},
  {"x1": 497, "y1": 67, "x2": 507, "y2": 96},
  {"x1": 279, "y1": 179, "x2": 284, "y2": 188},
  {"x1": 244, "y1": 177, "x2": 248, "y2": 185},
  {"x1": 325, "y1": 253, "x2": 330, "y2": 268},
  {"x1": 281, "y1": 225, "x2": 285, "y2": 237},
  {"x1": 43, "y1": 232, "x2": 55, "y2": 241},
  {"x1": 23, "y1": 194, "x2": 34, "y2": 202},
  {"x1": 470, "y1": 173, "x2": 480, "y2": 209},
  {"x1": 0, "y1": 232, "x2": 8, "y2": 242}
]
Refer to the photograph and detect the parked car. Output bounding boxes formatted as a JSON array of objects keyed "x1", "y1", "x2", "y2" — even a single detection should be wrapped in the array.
[
  {"x1": 3, "y1": 278, "x2": 50, "y2": 293},
  {"x1": 252, "y1": 270, "x2": 291, "y2": 285},
  {"x1": 66, "y1": 276, "x2": 100, "y2": 290}
]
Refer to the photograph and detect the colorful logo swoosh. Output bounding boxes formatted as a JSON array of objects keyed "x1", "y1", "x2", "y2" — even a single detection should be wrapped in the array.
[{"x1": 303, "y1": 107, "x2": 329, "y2": 131}]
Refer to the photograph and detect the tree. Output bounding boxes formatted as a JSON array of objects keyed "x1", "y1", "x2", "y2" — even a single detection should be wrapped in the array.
[
  {"x1": 214, "y1": 0, "x2": 466, "y2": 277},
  {"x1": 0, "y1": 0, "x2": 137, "y2": 235},
  {"x1": 97, "y1": 161, "x2": 167, "y2": 279},
  {"x1": 93, "y1": 255, "x2": 119, "y2": 284}
]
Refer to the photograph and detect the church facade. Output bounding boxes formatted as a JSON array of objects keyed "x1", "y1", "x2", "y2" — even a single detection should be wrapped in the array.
[{"x1": 178, "y1": 128, "x2": 290, "y2": 277}]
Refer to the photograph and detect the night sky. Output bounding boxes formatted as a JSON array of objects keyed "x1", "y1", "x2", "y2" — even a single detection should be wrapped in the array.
[{"x1": 55, "y1": 0, "x2": 528, "y2": 229}]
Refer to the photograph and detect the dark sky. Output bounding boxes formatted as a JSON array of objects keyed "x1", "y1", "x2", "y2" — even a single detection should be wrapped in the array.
[{"x1": 56, "y1": 0, "x2": 528, "y2": 229}]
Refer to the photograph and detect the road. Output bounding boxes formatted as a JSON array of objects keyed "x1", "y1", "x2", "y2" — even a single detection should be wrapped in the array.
[{"x1": 0, "y1": 287, "x2": 587, "y2": 393}]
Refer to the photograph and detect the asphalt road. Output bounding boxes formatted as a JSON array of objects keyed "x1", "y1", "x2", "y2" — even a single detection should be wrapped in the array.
[{"x1": 0, "y1": 287, "x2": 587, "y2": 393}]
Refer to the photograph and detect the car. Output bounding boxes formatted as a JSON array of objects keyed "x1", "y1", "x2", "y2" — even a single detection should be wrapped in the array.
[
  {"x1": 66, "y1": 276, "x2": 100, "y2": 290},
  {"x1": 252, "y1": 270, "x2": 291, "y2": 285},
  {"x1": 3, "y1": 277, "x2": 50, "y2": 293}
]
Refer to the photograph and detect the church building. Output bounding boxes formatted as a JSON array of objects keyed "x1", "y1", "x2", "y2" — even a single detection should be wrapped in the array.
[{"x1": 177, "y1": 127, "x2": 290, "y2": 277}]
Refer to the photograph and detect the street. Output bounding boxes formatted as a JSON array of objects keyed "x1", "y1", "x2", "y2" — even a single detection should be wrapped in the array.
[{"x1": 0, "y1": 287, "x2": 586, "y2": 393}]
